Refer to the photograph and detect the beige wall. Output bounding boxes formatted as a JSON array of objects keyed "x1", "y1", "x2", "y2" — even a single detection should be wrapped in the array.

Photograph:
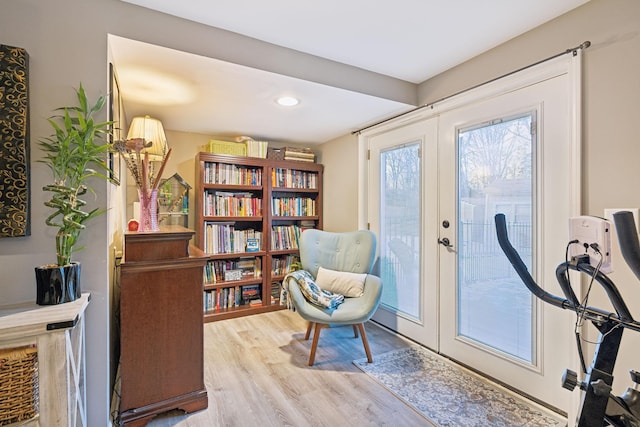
[{"x1": 317, "y1": 133, "x2": 360, "y2": 232}]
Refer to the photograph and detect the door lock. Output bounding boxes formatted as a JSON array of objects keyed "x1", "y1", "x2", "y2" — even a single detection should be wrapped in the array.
[{"x1": 438, "y1": 237, "x2": 453, "y2": 248}]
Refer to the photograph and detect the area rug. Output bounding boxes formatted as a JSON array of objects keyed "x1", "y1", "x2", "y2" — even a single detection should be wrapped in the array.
[{"x1": 354, "y1": 346, "x2": 566, "y2": 427}]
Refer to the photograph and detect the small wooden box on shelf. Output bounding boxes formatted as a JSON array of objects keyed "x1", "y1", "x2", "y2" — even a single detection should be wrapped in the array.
[{"x1": 195, "y1": 152, "x2": 323, "y2": 323}]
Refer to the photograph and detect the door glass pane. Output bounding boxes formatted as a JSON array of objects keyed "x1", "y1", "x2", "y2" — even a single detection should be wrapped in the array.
[
  {"x1": 379, "y1": 143, "x2": 421, "y2": 318},
  {"x1": 457, "y1": 114, "x2": 535, "y2": 362}
]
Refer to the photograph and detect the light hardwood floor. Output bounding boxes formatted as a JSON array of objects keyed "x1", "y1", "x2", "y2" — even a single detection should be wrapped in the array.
[{"x1": 147, "y1": 309, "x2": 434, "y2": 427}]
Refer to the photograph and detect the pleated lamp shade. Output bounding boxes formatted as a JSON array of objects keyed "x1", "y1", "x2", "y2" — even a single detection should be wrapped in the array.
[{"x1": 127, "y1": 115, "x2": 168, "y2": 160}]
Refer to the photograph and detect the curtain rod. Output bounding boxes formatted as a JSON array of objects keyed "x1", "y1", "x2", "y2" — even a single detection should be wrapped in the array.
[{"x1": 352, "y1": 40, "x2": 591, "y2": 135}]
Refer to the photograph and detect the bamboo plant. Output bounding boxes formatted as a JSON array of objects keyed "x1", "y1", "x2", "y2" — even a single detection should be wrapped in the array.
[{"x1": 39, "y1": 84, "x2": 115, "y2": 267}]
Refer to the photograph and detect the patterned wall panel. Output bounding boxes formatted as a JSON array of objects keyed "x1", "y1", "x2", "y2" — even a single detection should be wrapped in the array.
[{"x1": 0, "y1": 44, "x2": 30, "y2": 237}]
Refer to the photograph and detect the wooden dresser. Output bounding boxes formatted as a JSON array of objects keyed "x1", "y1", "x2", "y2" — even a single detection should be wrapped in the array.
[{"x1": 118, "y1": 226, "x2": 208, "y2": 426}]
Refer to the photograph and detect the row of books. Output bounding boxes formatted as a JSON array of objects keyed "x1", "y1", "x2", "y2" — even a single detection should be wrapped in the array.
[
  {"x1": 203, "y1": 284, "x2": 262, "y2": 312},
  {"x1": 271, "y1": 197, "x2": 316, "y2": 217},
  {"x1": 271, "y1": 225, "x2": 302, "y2": 250},
  {"x1": 203, "y1": 191, "x2": 263, "y2": 217},
  {"x1": 271, "y1": 168, "x2": 318, "y2": 189},
  {"x1": 203, "y1": 223, "x2": 262, "y2": 254},
  {"x1": 204, "y1": 162, "x2": 262, "y2": 186},
  {"x1": 271, "y1": 282, "x2": 281, "y2": 305},
  {"x1": 272, "y1": 254, "x2": 299, "y2": 276},
  {"x1": 204, "y1": 258, "x2": 262, "y2": 284},
  {"x1": 284, "y1": 147, "x2": 315, "y2": 163}
]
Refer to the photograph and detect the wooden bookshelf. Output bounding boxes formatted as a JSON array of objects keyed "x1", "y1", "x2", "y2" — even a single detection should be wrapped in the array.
[{"x1": 195, "y1": 152, "x2": 323, "y2": 322}]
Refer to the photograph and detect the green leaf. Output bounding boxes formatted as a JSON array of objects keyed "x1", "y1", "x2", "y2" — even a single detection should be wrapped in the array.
[{"x1": 39, "y1": 84, "x2": 116, "y2": 266}]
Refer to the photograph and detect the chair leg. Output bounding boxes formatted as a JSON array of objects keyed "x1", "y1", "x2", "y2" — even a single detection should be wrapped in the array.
[
  {"x1": 305, "y1": 322, "x2": 314, "y2": 340},
  {"x1": 309, "y1": 323, "x2": 326, "y2": 366},
  {"x1": 352, "y1": 324, "x2": 359, "y2": 338},
  {"x1": 356, "y1": 323, "x2": 373, "y2": 363}
]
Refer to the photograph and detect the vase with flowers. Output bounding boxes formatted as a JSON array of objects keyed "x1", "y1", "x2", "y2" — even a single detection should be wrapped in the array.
[{"x1": 114, "y1": 137, "x2": 172, "y2": 232}]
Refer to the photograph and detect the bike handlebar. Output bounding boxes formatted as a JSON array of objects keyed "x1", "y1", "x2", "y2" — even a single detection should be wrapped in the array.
[
  {"x1": 494, "y1": 213, "x2": 637, "y2": 327},
  {"x1": 613, "y1": 211, "x2": 640, "y2": 283},
  {"x1": 494, "y1": 213, "x2": 568, "y2": 309},
  {"x1": 495, "y1": 211, "x2": 640, "y2": 427}
]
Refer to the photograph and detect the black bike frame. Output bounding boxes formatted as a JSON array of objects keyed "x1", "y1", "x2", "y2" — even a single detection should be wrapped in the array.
[{"x1": 494, "y1": 212, "x2": 640, "y2": 427}]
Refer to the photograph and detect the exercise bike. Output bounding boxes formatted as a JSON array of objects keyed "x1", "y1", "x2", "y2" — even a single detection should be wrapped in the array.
[{"x1": 494, "y1": 211, "x2": 640, "y2": 427}]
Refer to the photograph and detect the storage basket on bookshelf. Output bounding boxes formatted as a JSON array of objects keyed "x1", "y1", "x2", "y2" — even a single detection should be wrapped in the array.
[
  {"x1": 208, "y1": 139, "x2": 247, "y2": 156},
  {"x1": 0, "y1": 346, "x2": 39, "y2": 426},
  {"x1": 284, "y1": 147, "x2": 315, "y2": 163},
  {"x1": 267, "y1": 147, "x2": 285, "y2": 160}
]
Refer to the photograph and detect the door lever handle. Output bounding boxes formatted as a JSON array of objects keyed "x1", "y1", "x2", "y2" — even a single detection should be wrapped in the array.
[{"x1": 438, "y1": 237, "x2": 453, "y2": 248}]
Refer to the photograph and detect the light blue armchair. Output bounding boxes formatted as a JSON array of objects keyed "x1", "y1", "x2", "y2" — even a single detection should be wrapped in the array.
[{"x1": 287, "y1": 229, "x2": 383, "y2": 366}]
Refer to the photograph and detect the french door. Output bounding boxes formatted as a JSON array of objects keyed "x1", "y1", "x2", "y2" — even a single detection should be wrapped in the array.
[
  {"x1": 366, "y1": 56, "x2": 579, "y2": 414},
  {"x1": 368, "y1": 117, "x2": 439, "y2": 350}
]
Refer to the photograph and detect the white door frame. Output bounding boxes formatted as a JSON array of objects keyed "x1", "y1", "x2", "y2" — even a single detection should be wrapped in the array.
[
  {"x1": 365, "y1": 117, "x2": 439, "y2": 349},
  {"x1": 358, "y1": 51, "x2": 583, "y2": 423}
]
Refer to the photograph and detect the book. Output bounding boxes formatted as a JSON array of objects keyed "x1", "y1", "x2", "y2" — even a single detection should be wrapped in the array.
[
  {"x1": 241, "y1": 284, "x2": 261, "y2": 304},
  {"x1": 246, "y1": 237, "x2": 260, "y2": 252},
  {"x1": 271, "y1": 282, "x2": 281, "y2": 304},
  {"x1": 224, "y1": 269, "x2": 242, "y2": 281}
]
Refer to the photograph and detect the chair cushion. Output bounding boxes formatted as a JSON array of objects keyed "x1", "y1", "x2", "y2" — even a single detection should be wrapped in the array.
[
  {"x1": 286, "y1": 270, "x2": 344, "y2": 310},
  {"x1": 315, "y1": 267, "x2": 366, "y2": 297}
]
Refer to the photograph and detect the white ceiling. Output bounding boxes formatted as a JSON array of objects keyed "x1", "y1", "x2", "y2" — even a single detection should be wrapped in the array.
[
  {"x1": 109, "y1": 35, "x2": 413, "y2": 144},
  {"x1": 112, "y1": 0, "x2": 589, "y2": 145}
]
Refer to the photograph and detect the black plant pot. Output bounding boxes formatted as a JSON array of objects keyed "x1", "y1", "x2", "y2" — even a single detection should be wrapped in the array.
[{"x1": 35, "y1": 262, "x2": 81, "y2": 305}]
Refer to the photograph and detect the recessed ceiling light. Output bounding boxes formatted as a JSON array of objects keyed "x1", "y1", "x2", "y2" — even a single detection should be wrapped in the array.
[{"x1": 276, "y1": 96, "x2": 299, "y2": 107}]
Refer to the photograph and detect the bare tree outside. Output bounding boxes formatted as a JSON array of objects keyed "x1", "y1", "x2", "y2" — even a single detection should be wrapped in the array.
[
  {"x1": 459, "y1": 115, "x2": 533, "y2": 198},
  {"x1": 457, "y1": 113, "x2": 536, "y2": 362},
  {"x1": 376, "y1": 115, "x2": 535, "y2": 341},
  {"x1": 380, "y1": 143, "x2": 421, "y2": 317}
]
